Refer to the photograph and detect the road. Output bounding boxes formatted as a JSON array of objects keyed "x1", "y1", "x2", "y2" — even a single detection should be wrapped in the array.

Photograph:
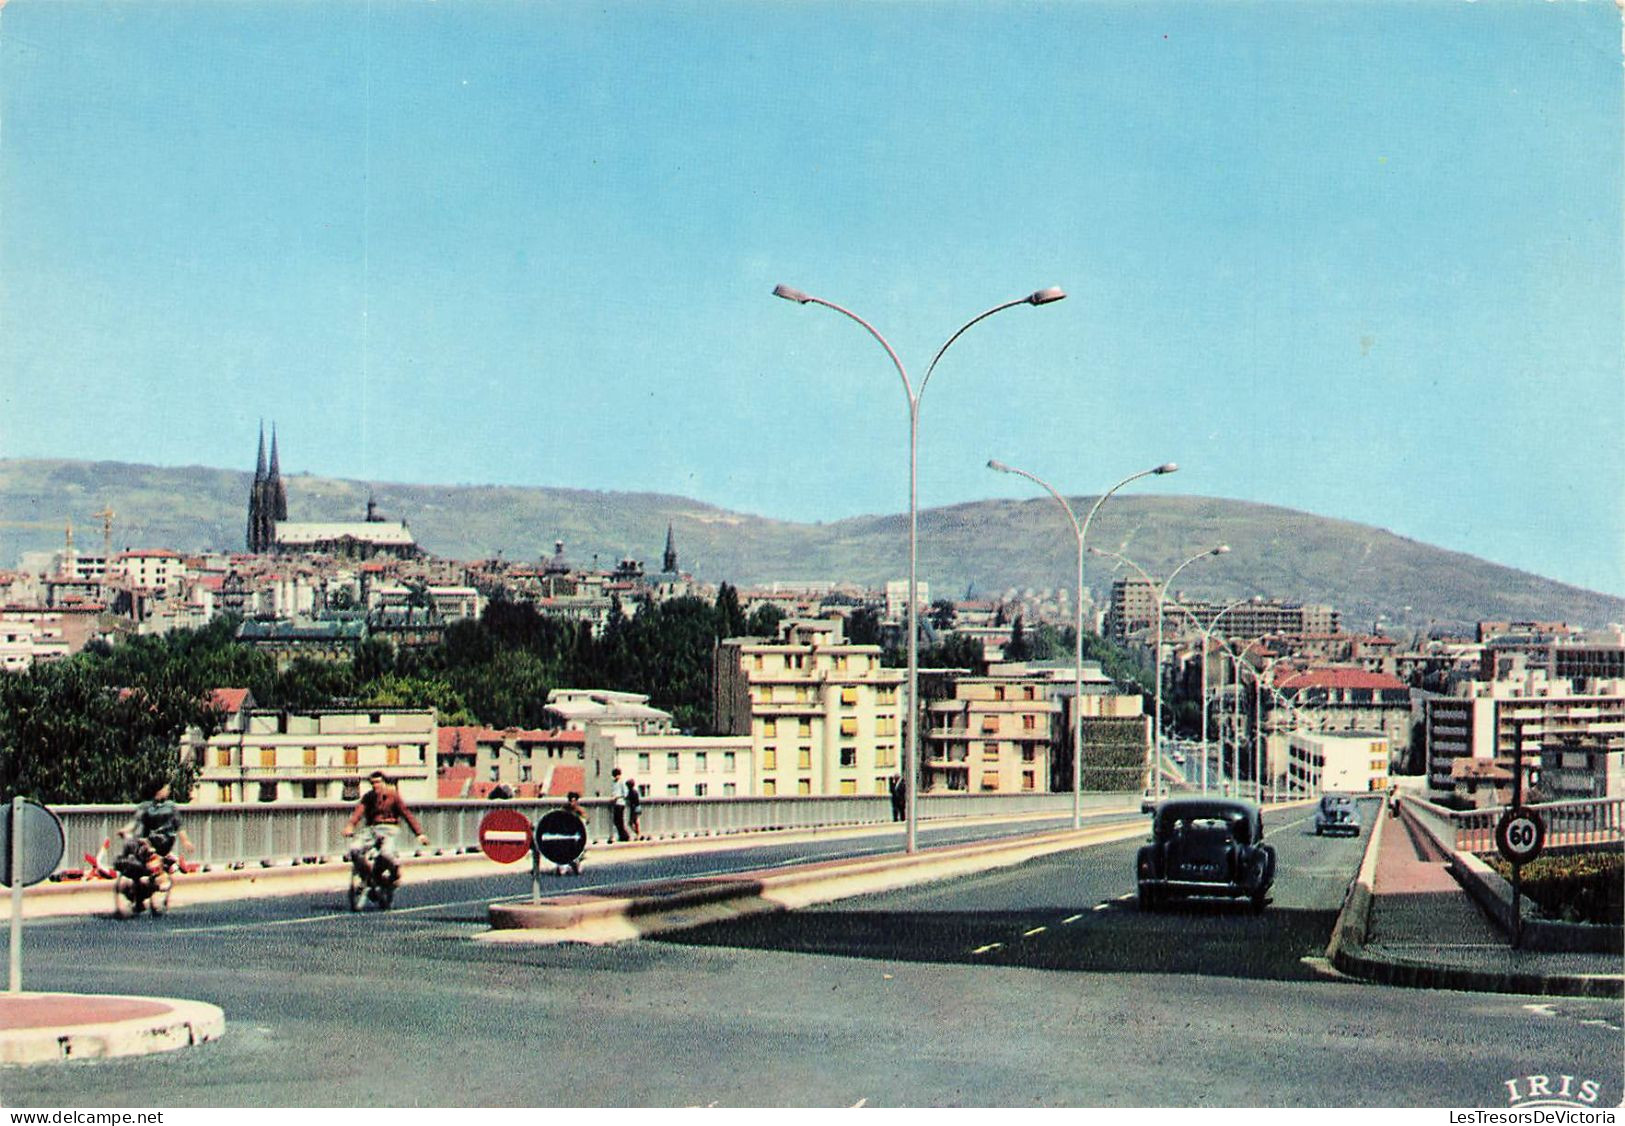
[{"x1": 3, "y1": 801, "x2": 1620, "y2": 1107}]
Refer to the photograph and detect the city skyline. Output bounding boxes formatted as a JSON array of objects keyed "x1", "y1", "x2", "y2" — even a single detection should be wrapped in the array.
[{"x1": 1, "y1": 2, "x2": 1619, "y2": 598}]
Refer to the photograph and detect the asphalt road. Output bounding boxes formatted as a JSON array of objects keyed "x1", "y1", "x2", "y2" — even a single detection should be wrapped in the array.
[{"x1": 4, "y1": 802, "x2": 1621, "y2": 1107}]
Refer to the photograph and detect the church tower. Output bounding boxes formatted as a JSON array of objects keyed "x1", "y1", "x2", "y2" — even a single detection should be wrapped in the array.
[
  {"x1": 662, "y1": 523, "x2": 678, "y2": 575},
  {"x1": 246, "y1": 423, "x2": 287, "y2": 553}
]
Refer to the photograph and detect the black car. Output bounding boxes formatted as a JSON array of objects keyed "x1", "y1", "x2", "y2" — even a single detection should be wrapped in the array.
[
  {"x1": 1135, "y1": 797, "x2": 1276, "y2": 913},
  {"x1": 1314, "y1": 794, "x2": 1362, "y2": 837}
]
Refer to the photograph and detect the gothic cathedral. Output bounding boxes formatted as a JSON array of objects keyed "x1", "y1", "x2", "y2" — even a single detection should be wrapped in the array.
[{"x1": 246, "y1": 423, "x2": 288, "y2": 553}]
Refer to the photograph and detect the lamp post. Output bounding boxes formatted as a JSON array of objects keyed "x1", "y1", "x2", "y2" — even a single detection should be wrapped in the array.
[
  {"x1": 1089, "y1": 544, "x2": 1228, "y2": 798},
  {"x1": 988, "y1": 460, "x2": 1177, "y2": 827},
  {"x1": 1191, "y1": 597, "x2": 1251, "y2": 795},
  {"x1": 774, "y1": 283, "x2": 1065, "y2": 853}
]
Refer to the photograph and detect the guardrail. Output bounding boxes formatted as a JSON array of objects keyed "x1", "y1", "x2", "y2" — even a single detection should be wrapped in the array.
[
  {"x1": 52, "y1": 791, "x2": 1132, "y2": 875},
  {"x1": 1406, "y1": 794, "x2": 1625, "y2": 855}
]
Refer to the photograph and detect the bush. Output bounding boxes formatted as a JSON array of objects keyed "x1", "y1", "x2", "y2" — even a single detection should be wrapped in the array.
[{"x1": 1487, "y1": 851, "x2": 1623, "y2": 926}]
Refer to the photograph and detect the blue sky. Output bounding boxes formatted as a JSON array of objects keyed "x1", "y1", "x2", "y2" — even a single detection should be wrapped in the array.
[{"x1": 1, "y1": 1, "x2": 1620, "y2": 596}]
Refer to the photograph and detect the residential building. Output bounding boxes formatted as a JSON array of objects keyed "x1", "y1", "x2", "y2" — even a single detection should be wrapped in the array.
[
  {"x1": 437, "y1": 726, "x2": 585, "y2": 798},
  {"x1": 1287, "y1": 730, "x2": 1392, "y2": 794},
  {"x1": 187, "y1": 700, "x2": 437, "y2": 805},
  {"x1": 714, "y1": 618, "x2": 904, "y2": 797},
  {"x1": 1272, "y1": 667, "x2": 1414, "y2": 759},
  {"x1": 924, "y1": 665, "x2": 1065, "y2": 793}
]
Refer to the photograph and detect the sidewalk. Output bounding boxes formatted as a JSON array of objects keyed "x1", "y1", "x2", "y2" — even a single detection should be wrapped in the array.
[
  {"x1": 1336, "y1": 807, "x2": 1623, "y2": 997},
  {"x1": 0, "y1": 992, "x2": 225, "y2": 1066}
]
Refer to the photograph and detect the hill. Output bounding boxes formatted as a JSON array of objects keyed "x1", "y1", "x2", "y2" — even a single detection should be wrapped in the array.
[{"x1": 2, "y1": 458, "x2": 1620, "y2": 632}]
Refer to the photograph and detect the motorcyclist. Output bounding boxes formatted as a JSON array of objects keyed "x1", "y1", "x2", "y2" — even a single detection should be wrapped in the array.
[
  {"x1": 342, "y1": 771, "x2": 429, "y2": 886},
  {"x1": 119, "y1": 779, "x2": 194, "y2": 872}
]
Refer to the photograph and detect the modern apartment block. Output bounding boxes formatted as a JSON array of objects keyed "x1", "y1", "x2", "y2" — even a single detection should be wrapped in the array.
[
  {"x1": 1105, "y1": 578, "x2": 1339, "y2": 643},
  {"x1": 924, "y1": 665, "x2": 1065, "y2": 793},
  {"x1": 1424, "y1": 669, "x2": 1625, "y2": 801},
  {"x1": 187, "y1": 697, "x2": 437, "y2": 804},
  {"x1": 1287, "y1": 730, "x2": 1392, "y2": 794},
  {"x1": 713, "y1": 618, "x2": 904, "y2": 797}
]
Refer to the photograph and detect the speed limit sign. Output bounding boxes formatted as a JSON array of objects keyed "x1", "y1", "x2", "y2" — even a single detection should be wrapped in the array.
[{"x1": 1495, "y1": 808, "x2": 1545, "y2": 865}]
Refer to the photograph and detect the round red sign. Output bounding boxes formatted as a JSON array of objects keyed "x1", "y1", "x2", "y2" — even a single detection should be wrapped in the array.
[{"x1": 477, "y1": 808, "x2": 534, "y2": 865}]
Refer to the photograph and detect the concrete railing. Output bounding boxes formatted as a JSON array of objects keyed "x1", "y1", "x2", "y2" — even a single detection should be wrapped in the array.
[
  {"x1": 54, "y1": 791, "x2": 1133, "y2": 875},
  {"x1": 1408, "y1": 794, "x2": 1625, "y2": 856}
]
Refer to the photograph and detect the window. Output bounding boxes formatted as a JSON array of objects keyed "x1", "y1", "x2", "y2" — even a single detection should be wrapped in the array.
[
  {"x1": 216, "y1": 748, "x2": 232, "y2": 768},
  {"x1": 763, "y1": 749, "x2": 778, "y2": 770},
  {"x1": 638, "y1": 753, "x2": 650, "y2": 772},
  {"x1": 763, "y1": 719, "x2": 777, "y2": 738},
  {"x1": 343, "y1": 746, "x2": 359, "y2": 768},
  {"x1": 302, "y1": 781, "x2": 320, "y2": 800},
  {"x1": 695, "y1": 752, "x2": 708, "y2": 773},
  {"x1": 762, "y1": 780, "x2": 777, "y2": 796},
  {"x1": 1022, "y1": 747, "x2": 1036, "y2": 763},
  {"x1": 840, "y1": 747, "x2": 857, "y2": 768},
  {"x1": 798, "y1": 747, "x2": 812, "y2": 769},
  {"x1": 840, "y1": 718, "x2": 859, "y2": 738},
  {"x1": 876, "y1": 778, "x2": 890, "y2": 795},
  {"x1": 694, "y1": 783, "x2": 708, "y2": 797},
  {"x1": 260, "y1": 747, "x2": 276, "y2": 768},
  {"x1": 754, "y1": 655, "x2": 764, "y2": 670},
  {"x1": 980, "y1": 772, "x2": 1000, "y2": 791},
  {"x1": 257, "y1": 781, "x2": 278, "y2": 803},
  {"x1": 1023, "y1": 715, "x2": 1037, "y2": 731},
  {"x1": 841, "y1": 688, "x2": 858, "y2": 706},
  {"x1": 1022, "y1": 771, "x2": 1036, "y2": 791},
  {"x1": 218, "y1": 784, "x2": 234, "y2": 803},
  {"x1": 1024, "y1": 686, "x2": 1036, "y2": 701},
  {"x1": 839, "y1": 779, "x2": 857, "y2": 795},
  {"x1": 981, "y1": 717, "x2": 1000, "y2": 735},
  {"x1": 723, "y1": 783, "x2": 737, "y2": 796},
  {"x1": 876, "y1": 745, "x2": 895, "y2": 768},
  {"x1": 724, "y1": 752, "x2": 736, "y2": 771},
  {"x1": 386, "y1": 745, "x2": 401, "y2": 767},
  {"x1": 797, "y1": 779, "x2": 812, "y2": 795},
  {"x1": 667, "y1": 753, "x2": 680, "y2": 772},
  {"x1": 303, "y1": 746, "x2": 318, "y2": 767},
  {"x1": 667, "y1": 784, "x2": 680, "y2": 796},
  {"x1": 489, "y1": 765, "x2": 500, "y2": 782},
  {"x1": 798, "y1": 719, "x2": 812, "y2": 737},
  {"x1": 520, "y1": 765, "x2": 532, "y2": 782}
]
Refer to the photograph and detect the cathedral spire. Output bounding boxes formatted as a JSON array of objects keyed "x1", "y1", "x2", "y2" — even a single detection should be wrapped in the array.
[
  {"x1": 268, "y1": 425, "x2": 281, "y2": 477},
  {"x1": 662, "y1": 522, "x2": 678, "y2": 575},
  {"x1": 254, "y1": 422, "x2": 267, "y2": 482}
]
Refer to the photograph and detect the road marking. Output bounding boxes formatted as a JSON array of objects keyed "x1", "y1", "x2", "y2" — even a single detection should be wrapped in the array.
[
  {"x1": 1116, "y1": 892, "x2": 1134, "y2": 900},
  {"x1": 1022, "y1": 926, "x2": 1047, "y2": 937},
  {"x1": 1092, "y1": 903, "x2": 1110, "y2": 912},
  {"x1": 970, "y1": 942, "x2": 1004, "y2": 955},
  {"x1": 1061, "y1": 914, "x2": 1082, "y2": 924}
]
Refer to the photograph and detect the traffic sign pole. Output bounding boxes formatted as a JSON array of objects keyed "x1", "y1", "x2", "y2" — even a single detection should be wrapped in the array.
[{"x1": 11, "y1": 796, "x2": 25, "y2": 993}]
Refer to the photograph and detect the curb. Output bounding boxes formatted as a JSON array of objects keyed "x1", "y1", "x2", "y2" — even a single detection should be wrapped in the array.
[
  {"x1": 483, "y1": 819, "x2": 1155, "y2": 944},
  {"x1": 0, "y1": 993, "x2": 225, "y2": 1067},
  {"x1": 1328, "y1": 805, "x2": 1624, "y2": 999}
]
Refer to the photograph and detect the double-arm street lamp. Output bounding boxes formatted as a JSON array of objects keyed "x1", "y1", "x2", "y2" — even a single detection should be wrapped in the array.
[
  {"x1": 773, "y1": 283, "x2": 1066, "y2": 853},
  {"x1": 1088, "y1": 544, "x2": 1229, "y2": 798},
  {"x1": 986, "y1": 460, "x2": 1178, "y2": 828}
]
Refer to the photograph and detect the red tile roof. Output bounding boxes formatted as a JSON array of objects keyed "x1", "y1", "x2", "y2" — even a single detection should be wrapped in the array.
[
  {"x1": 209, "y1": 688, "x2": 252, "y2": 714},
  {"x1": 437, "y1": 766, "x2": 475, "y2": 799},
  {"x1": 1278, "y1": 668, "x2": 1408, "y2": 692},
  {"x1": 547, "y1": 765, "x2": 585, "y2": 797}
]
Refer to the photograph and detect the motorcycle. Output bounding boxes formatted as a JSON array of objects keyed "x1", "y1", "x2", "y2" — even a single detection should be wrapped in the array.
[
  {"x1": 112, "y1": 838, "x2": 175, "y2": 918},
  {"x1": 345, "y1": 830, "x2": 398, "y2": 912}
]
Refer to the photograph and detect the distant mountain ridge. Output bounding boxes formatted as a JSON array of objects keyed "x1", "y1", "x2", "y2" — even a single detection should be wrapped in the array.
[{"x1": 2, "y1": 458, "x2": 1620, "y2": 632}]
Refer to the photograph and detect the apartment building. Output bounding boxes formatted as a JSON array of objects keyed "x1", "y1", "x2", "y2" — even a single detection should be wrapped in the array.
[
  {"x1": 437, "y1": 725, "x2": 586, "y2": 798},
  {"x1": 1272, "y1": 668, "x2": 1414, "y2": 757},
  {"x1": 1287, "y1": 731, "x2": 1392, "y2": 794},
  {"x1": 1424, "y1": 669, "x2": 1625, "y2": 801},
  {"x1": 114, "y1": 549, "x2": 188, "y2": 594},
  {"x1": 1105, "y1": 578, "x2": 1340, "y2": 643},
  {"x1": 714, "y1": 618, "x2": 904, "y2": 797},
  {"x1": 924, "y1": 665, "x2": 1065, "y2": 793},
  {"x1": 188, "y1": 701, "x2": 437, "y2": 804}
]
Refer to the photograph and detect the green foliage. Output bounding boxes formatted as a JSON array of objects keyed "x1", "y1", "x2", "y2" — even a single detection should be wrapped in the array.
[
  {"x1": 745, "y1": 603, "x2": 785, "y2": 639},
  {"x1": 919, "y1": 634, "x2": 985, "y2": 672},
  {"x1": 1487, "y1": 851, "x2": 1623, "y2": 926}
]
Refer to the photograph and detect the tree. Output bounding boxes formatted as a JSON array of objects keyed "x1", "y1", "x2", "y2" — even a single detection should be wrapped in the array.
[
  {"x1": 929, "y1": 599, "x2": 957, "y2": 631},
  {"x1": 746, "y1": 603, "x2": 785, "y2": 639},
  {"x1": 1005, "y1": 616, "x2": 1032, "y2": 661},
  {"x1": 715, "y1": 583, "x2": 748, "y2": 640}
]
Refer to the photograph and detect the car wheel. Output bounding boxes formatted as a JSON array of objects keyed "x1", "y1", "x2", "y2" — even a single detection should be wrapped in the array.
[
  {"x1": 1251, "y1": 890, "x2": 1268, "y2": 914},
  {"x1": 1137, "y1": 883, "x2": 1157, "y2": 912}
]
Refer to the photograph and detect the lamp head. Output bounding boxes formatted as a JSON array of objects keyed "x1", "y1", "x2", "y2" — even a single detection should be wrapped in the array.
[
  {"x1": 1212, "y1": 545, "x2": 1231, "y2": 556},
  {"x1": 772, "y1": 284, "x2": 812, "y2": 304},
  {"x1": 1153, "y1": 462, "x2": 1179, "y2": 475},
  {"x1": 987, "y1": 458, "x2": 1012, "y2": 474},
  {"x1": 1027, "y1": 286, "x2": 1067, "y2": 306}
]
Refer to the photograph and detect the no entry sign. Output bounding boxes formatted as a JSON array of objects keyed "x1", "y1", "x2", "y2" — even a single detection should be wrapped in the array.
[{"x1": 477, "y1": 809, "x2": 533, "y2": 865}]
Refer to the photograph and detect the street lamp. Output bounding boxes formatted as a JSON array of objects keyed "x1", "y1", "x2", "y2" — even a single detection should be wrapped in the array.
[
  {"x1": 1184, "y1": 596, "x2": 1252, "y2": 795},
  {"x1": 1089, "y1": 544, "x2": 1228, "y2": 798},
  {"x1": 987, "y1": 459, "x2": 1177, "y2": 828},
  {"x1": 774, "y1": 283, "x2": 1065, "y2": 853}
]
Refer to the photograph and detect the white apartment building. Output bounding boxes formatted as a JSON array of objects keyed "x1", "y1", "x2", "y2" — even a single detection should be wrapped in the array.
[
  {"x1": 0, "y1": 619, "x2": 71, "y2": 672},
  {"x1": 188, "y1": 702, "x2": 437, "y2": 805},
  {"x1": 1288, "y1": 730, "x2": 1392, "y2": 794},
  {"x1": 114, "y1": 549, "x2": 188, "y2": 593},
  {"x1": 1424, "y1": 669, "x2": 1625, "y2": 802},
  {"x1": 925, "y1": 663, "x2": 1065, "y2": 793},
  {"x1": 714, "y1": 618, "x2": 905, "y2": 797}
]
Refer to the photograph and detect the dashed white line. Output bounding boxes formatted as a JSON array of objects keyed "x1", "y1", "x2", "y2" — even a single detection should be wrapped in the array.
[
  {"x1": 1061, "y1": 914, "x2": 1083, "y2": 924},
  {"x1": 971, "y1": 942, "x2": 1004, "y2": 955},
  {"x1": 1022, "y1": 926, "x2": 1047, "y2": 937},
  {"x1": 1092, "y1": 903, "x2": 1110, "y2": 912}
]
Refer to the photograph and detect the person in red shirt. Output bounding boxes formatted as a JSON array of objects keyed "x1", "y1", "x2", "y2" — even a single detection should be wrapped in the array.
[{"x1": 343, "y1": 772, "x2": 429, "y2": 885}]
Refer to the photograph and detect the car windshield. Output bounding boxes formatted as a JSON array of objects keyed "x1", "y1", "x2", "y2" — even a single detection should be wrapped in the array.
[{"x1": 1156, "y1": 802, "x2": 1254, "y2": 843}]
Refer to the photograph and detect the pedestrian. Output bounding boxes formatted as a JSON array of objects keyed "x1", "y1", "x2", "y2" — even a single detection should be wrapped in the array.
[
  {"x1": 889, "y1": 774, "x2": 906, "y2": 822},
  {"x1": 608, "y1": 767, "x2": 630, "y2": 842},
  {"x1": 557, "y1": 791, "x2": 588, "y2": 875},
  {"x1": 626, "y1": 778, "x2": 644, "y2": 839}
]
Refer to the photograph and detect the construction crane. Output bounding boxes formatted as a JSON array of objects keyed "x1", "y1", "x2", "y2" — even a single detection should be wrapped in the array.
[{"x1": 90, "y1": 507, "x2": 115, "y2": 558}]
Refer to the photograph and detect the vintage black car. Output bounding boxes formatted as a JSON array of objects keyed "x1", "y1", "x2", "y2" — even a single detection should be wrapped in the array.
[
  {"x1": 1314, "y1": 794, "x2": 1361, "y2": 837},
  {"x1": 1135, "y1": 797, "x2": 1276, "y2": 912}
]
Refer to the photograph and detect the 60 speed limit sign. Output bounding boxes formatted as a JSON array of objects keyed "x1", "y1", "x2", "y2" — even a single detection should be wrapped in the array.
[{"x1": 1495, "y1": 808, "x2": 1546, "y2": 865}]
